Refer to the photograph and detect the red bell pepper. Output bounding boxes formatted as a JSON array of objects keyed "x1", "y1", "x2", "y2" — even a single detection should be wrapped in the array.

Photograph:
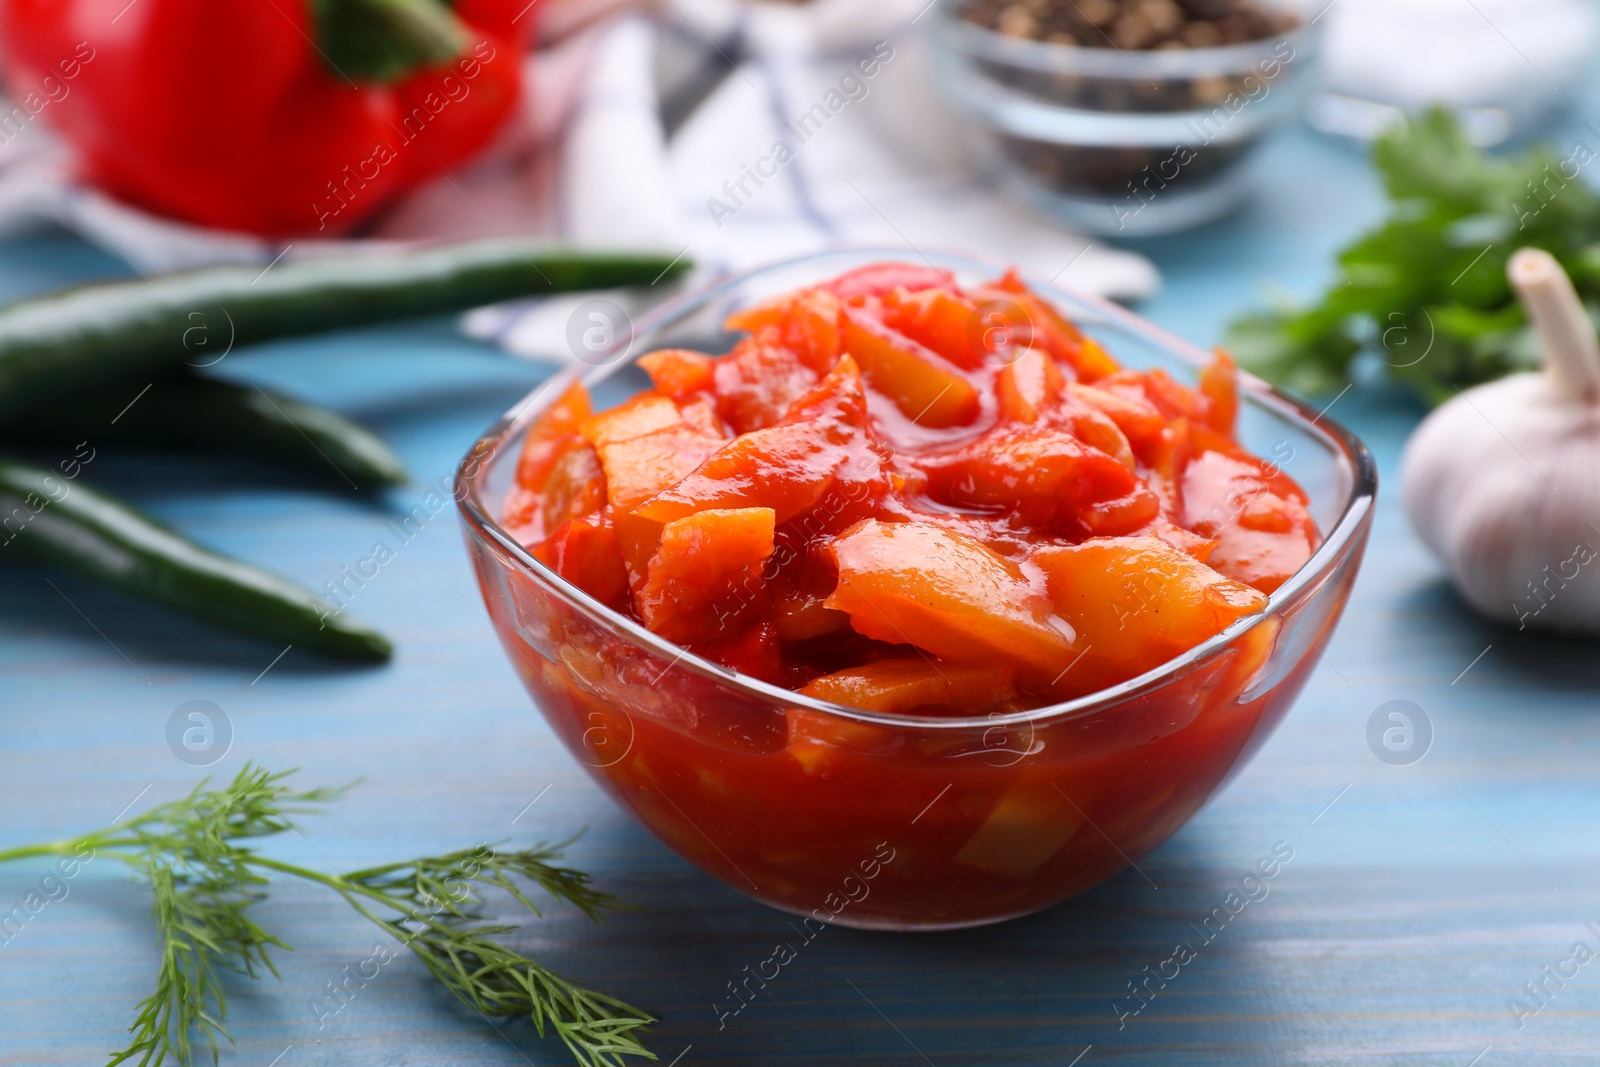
[{"x1": 0, "y1": 0, "x2": 527, "y2": 237}]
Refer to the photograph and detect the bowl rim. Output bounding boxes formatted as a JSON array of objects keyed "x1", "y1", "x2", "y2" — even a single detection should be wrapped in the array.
[
  {"x1": 931, "y1": 0, "x2": 1320, "y2": 80},
  {"x1": 456, "y1": 244, "x2": 1377, "y2": 732}
]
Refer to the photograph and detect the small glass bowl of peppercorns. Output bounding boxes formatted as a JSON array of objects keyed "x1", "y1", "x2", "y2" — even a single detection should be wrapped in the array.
[{"x1": 931, "y1": 0, "x2": 1321, "y2": 236}]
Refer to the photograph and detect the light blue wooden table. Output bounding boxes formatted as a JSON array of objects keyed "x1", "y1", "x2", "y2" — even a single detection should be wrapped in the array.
[{"x1": 4, "y1": 75, "x2": 1600, "y2": 1067}]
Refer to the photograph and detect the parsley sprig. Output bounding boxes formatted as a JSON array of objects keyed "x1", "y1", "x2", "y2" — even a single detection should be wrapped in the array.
[
  {"x1": 1225, "y1": 107, "x2": 1600, "y2": 404},
  {"x1": 0, "y1": 765, "x2": 654, "y2": 1067}
]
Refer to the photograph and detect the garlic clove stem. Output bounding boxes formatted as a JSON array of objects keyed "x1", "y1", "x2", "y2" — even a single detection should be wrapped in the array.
[{"x1": 1507, "y1": 247, "x2": 1600, "y2": 403}]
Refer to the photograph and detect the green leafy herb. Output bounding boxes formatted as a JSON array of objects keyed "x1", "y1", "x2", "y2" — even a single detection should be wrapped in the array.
[
  {"x1": 0, "y1": 765, "x2": 654, "y2": 1067},
  {"x1": 1224, "y1": 107, "x2": 1600, "y2": 405}
]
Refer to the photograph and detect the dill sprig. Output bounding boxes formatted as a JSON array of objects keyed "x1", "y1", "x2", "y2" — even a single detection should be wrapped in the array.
[{"x1": 0, "y1": 764, "x2": 654, "y2": 1067}]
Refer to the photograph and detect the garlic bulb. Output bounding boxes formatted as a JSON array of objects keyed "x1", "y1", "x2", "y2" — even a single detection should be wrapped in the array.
[{"x1": 1401, "y1": 248, "x2": 1600, "y2": 636}]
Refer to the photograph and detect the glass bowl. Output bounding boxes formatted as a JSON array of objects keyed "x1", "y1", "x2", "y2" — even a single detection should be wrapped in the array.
[
  {"x1": 456, "y1": 247, "x2": 1376, "y2": 931},
  {"x1": 928, "y1": 0, "x2": 1322, "y2": 236}
]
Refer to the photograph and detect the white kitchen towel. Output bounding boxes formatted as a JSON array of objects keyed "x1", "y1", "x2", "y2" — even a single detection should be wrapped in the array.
[
  {"x1": 0, "y1": 8, "x2": 1158, "y2": 361},
  {"x1": 469, "y1": 12, "x2": 1159, "y2": 360}
]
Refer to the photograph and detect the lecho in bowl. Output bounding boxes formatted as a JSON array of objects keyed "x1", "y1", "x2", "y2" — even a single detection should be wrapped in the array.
[{"x1": 457, "y1": 248, "x2": 1375, "y2": 930}]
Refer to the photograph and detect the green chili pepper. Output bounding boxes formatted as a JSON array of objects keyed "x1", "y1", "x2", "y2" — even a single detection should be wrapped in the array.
[
  {"x1": 0, "y1": 240, "x2": 689, "y2": 425},
  {"x1": 8, "y1": 376, "x2": 408, "y2": 490},
  {"x1": 0, "y1": 455, "x2": 390, "y2": 660}
]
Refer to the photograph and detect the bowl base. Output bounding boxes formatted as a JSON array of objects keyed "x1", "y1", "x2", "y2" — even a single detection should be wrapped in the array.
[{"x1": 756, "y1": 895, "x2": 1061, "y2": 933}]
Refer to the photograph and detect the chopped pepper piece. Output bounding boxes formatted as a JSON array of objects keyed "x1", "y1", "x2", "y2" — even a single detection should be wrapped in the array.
[
  {"x1": 533, "y1": 514, "x2": 629, "y2": 609},
  {"x1": 825, "y1": 262, "x2": 953, "y2": 301},
  {"x1": 638, "y1": 349, "x2": 715, "y2": 400},
  {"x1": 920, "y1": 426, "x2": 1144, "y2": 535},
  {"x1": 637, "y1": 507, "x2": 777, "y2": 643},
  {"x1": 883, "y1": 286, "x2": 989, "y2": 370},
  {"x1": 1199, "y1": 348, "x2": 1240, "y2": 436},
  {"x1": 841, "y1": 307, "x2": 980, "y2": 428},
  {"x1": 799, "y1": 659, "x2": 1016, "y2": 715},
  {"x1": 995, "y1": 346, "x2": 1066, "y2": 424},
  {"x1": 582, "y1": 392, "x2": 722, "y2": 512},
  {"x1": 825, "y1": 518, "x2": 1076, "y2": 681},
  {"x1": 1034, "y1": 535, "x2": 1268, "y2": 695},
  {"x1": 635, "y1": 357, "x2": 885, "y2": 528}
]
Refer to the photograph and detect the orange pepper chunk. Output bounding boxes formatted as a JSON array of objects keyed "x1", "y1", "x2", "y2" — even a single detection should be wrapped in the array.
[
  {"x1": 1207, "y1": 525, "x2": 1316, "y2": 595},
  {"x1": 712, "y1": 329, "x2": 822, "y2": 434},
  {"x1": 883, "y1": 286, "x2": 989, "y2": 370},
  {"x1": 1144, "y1": 417, "x2": 1192, "y2": 518},
  {"x1": 1182, "y1": 447, "x2": 1315, "y2": 593},
  {"x1": 840, "y1": 307, "x2": 980, "y2": 428},
  {"x1": 1181, "y1": 447, "x2": 1308, "y2": 532},
  {"x1": 638, "y1": 349, "x2": 714, "y2": 400},
  {"x1": 674, "y1": 394, "x2": 730, "y2": 438},
  {"x1": 613, "y1": 508, "x2": 667, "y2": 596},
  {"x1": 581, "y1": 392, "x2": 722, "y2": 513},
  {"x1": 533, "y1": 513, "x2": 630, "y2": 609},
  {"x1": 952, "y1": 782, "x2": 1083, "y2": 880},
  {"x1": 773, "y1": 588, "x2": 850, "y2": 643},
  {"x1": 500, "y1": 487, "x2": 543, "y2": 544},
  {"x1": 591, "y1": 427, "x2": 718, "y2": 513},
  {"x1": 637, "y1": 506, "x2": 777, "y2": 643},
  {"x1": 1080, "y1": 485, "x2": 1162, "y2": 537},
  {"x1": 1137, "y1": 368, "x2": 1207, "y2": 423},
  {"x1": 1061, "y1": 402, "x2": 1136, "y2": 471},
  {"x1": 1186, "y1": 422, "x2": 1305, "y2": 499},
  {"x1": 1034, "y1": 536, "x2": 1268, "y2": 696},
  {"x1": 581, "y1": 391, "x2": 682, "y2": 444},
  {"x1": 725, "y1": 294, "x2": 789, "y2": 335},
  {"x1": 514, "y1": 379, "x2": 592, "y2": 489},
  {"x1": 995, "y1": 347, "x2": 1065, "y2": 424},
  {"x1": 1065, "y1": 383, "x2": 1167, "y2": 452},
  {"x1": 1237, "y1": 493, "x2": 1296, "y2": 533},
  {"x1": 987, "y1": 269, "x2": 1117, "y2": 381},
  {"x1": 725, "y1": 291, "x2": 842, "y2": 374},
  {"x1": 825, "y1": 518, "x2": 1077, "y2": 680},
  {"x1": 1141, "y1": 517, "x2": 1221, "y2": 563},
  {"x1": 799, "y1": 659, "x2": 1016, "y2": 715},
  {"x1": 1199, "y1": 348, "x2": 1239, "y2": 436},
  {"x1": 503, "y1": 380, "x2": 600, "y2": 542},
  {"x1": 780, "y1": 288, "x2": 843, "y2": 373},
  {"x1": 635, "y1": 357, "x2": 885, "y2": 528},
  {"x1": 1073, "y1": 336, "x2": 1121, "y2": 381},
  {"x1": 921, "y1": 425, "x2": 1143, "y2": 535},
  {"x1": 539, "y1": 441, "x2": 607, "y2": 528},
  {"x1": 825, "y1": 262, "x2": 953, "y2": 301}
]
